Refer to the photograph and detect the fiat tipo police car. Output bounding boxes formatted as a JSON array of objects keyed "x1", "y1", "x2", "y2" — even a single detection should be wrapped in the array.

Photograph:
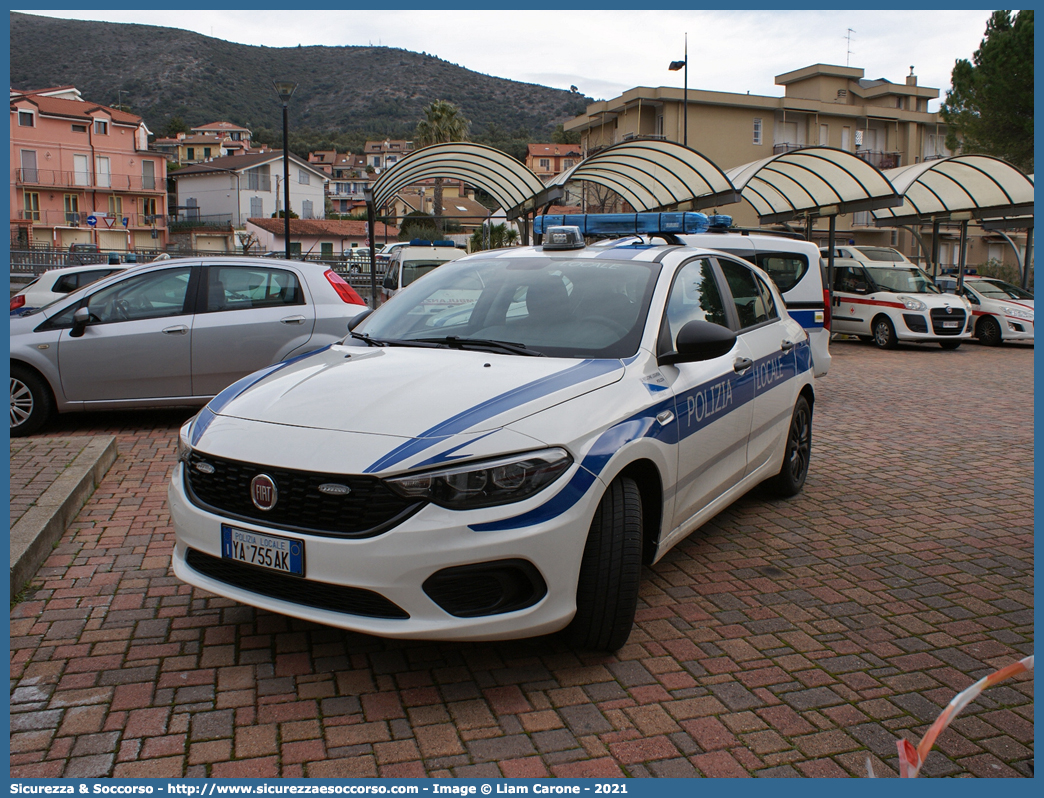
[{"x1": 169, "y1": 213, "x2": 816, "y2": 651}]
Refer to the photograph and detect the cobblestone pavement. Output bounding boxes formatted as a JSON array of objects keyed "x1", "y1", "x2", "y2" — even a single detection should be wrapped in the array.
[
  {"x1": 10, "y1": 437, "x2": 93, "y2": 530},
  {"x1": 10, "y1": 340, "x2": 1033, "y2": 778}
]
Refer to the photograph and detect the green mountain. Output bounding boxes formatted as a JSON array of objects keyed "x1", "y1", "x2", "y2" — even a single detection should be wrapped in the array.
[{"x1": 10, "y1": 12, "x2": 590, "y2": 156}]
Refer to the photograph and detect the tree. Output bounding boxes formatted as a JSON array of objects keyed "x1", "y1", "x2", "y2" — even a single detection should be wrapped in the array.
[
  {"x1": 165, "y1": 116, "x2": 189, "y2": 137},
  {"x1": 941, "y1": 10, "x2": 1033, "y2": 172},
  {"x1": 469, "y1": 222, "x2": 519, "y2": 252},
  {"x1": 414, "y1": 100, "x2": 471, "y2": 230},
  {"x1": 551, "y1": 123, "x2": 580, "y2": 145}
]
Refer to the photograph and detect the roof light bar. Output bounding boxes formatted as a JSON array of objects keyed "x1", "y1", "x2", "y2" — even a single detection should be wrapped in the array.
[{"x1": 534, "y1": 212, "x2": 731, "y2": 237}]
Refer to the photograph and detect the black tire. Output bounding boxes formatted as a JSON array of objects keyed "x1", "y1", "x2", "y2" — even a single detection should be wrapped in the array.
[
  {"x1": 872, "y1": 315, "x2": 898, "y2": 349},
  {"x1": 976, "y1": 316, "x2": 1003, "y2": 347},
  {"x1": 939, "y1": 340, "x2": 962, "y2": 350},
  {"x1": 765, "y1": 395, "x2": 812, "y2": 497},
  {"x1": 566, "y1": 477, "x2": 642, "y2": 652},
  {"x1": 10, "y1": 364, "x2": 54, "y2": 437}
]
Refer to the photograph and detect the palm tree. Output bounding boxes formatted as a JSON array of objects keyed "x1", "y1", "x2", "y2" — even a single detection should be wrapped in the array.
[{"x1": 415, "y1": 100, "x2": 470, "y2": 230}]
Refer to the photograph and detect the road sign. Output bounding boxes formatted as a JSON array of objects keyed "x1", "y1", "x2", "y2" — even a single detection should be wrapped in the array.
[{"x1": 86, "y1": 215, "x2": 97, "y2": 227}]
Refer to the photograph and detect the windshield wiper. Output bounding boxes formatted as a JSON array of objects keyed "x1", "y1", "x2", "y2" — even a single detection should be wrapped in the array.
[
  {"x1": 415, "y1": 336, "x2": 546, "y2": 357},
  {"x1": 349, "y1": 331, "x2": 447, "y2": 349}
]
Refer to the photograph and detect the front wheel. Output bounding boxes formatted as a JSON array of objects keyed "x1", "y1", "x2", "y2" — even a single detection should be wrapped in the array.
[
  {"x1": 976, "y1": 316, "x2": 1003, "y2": 347},
  {"x1": 10, "y1": 365, "x2": 54, "y2": 437},
  {"x1": 566, "y1": 477, "x2": 642, "y2": 652},
  {"x1": 872, "y1": 316, "x2": 898, "y2": 349},
  {"x1": 765, "y1": 395, "x2": 812, "y2": 497}
]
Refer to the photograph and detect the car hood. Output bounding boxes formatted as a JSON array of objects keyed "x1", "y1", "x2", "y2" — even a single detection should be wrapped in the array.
[{"x1": 211, "y1": 343, "x2": 626, "y2": 438}]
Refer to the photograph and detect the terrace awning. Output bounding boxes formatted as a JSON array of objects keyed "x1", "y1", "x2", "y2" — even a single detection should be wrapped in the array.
[
  {"x1": 872, "y1": 155, "x2": 1034, "y2": 225},
  {"x1": 368, "y1": 142, "x2": 547, "y2": 213},
  {"x1": 727, "y1": 146, "x2": 902, "y2": 224},
  {"x1": 522, "y1": 139, "x2": 740, "y2": 216}
]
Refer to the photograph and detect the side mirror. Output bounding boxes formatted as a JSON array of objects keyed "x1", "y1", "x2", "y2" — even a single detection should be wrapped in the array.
[
  {"x1": 347, "y1": 308, "x2": 373, "y2": 331},
  {"x1": 659, "y1": 319, "x2": 737, "y2": 366},
  {"x1": 70, "y1": 306, "x2": 91, "y2": 338}
]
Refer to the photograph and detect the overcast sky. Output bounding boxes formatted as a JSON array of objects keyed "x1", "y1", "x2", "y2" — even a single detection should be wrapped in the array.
[{"x1": 20, "y1": 10, "x2": 993, "y2": 111}]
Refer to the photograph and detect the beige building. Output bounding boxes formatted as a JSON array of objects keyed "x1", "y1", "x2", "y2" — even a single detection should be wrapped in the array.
[{"x1": 565, "y1": 64, "x2": 1029, "y2": 274}]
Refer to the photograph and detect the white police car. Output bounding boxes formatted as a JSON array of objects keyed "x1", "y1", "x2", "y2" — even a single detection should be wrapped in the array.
[{"x1": 169, "y1": 213, "x2": 815, "y2": 650}]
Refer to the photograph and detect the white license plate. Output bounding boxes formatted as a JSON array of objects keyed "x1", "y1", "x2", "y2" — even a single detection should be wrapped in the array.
[
  {"x1": 221, "y1": 525, "x2": 304, "y2": 576},
  {"x1": 942, "y1": 321, "x2": 959, "y2": 328}
]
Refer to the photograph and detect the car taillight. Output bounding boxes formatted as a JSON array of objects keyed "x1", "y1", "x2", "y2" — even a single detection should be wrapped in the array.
[
  {"x1": 324, "y1": 270, "x2": 365, "y2": 305},
  {"x1": 10, "y1": 294, "x2": 26, "y2": 311},
  {"x1": 822, "y1": 288, "x2": 831, "y2": 330}
]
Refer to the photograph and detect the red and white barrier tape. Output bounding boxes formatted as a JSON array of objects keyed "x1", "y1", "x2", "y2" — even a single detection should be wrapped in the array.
[{"x1": 866, "y1": 655, "x2": 1033, "y2": 778}]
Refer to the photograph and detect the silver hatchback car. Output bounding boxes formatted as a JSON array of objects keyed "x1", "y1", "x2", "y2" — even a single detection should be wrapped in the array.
[{"x1": 10, "y1": 256, "x2": 368, "y2": 436}]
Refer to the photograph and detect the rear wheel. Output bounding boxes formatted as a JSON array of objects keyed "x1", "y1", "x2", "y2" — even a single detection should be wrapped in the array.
[
  {"x1": 10, "y1": 365, "x2": 54, "y2": 438},
  {"x1": 976, "y1": 316, "x2": 1003, "y2": 346},
  {"x1": 566, "y1": 477, "x2": 642, "y2": 652},
  {"x1": 939, "y1": 340, "x2": 962, "y2": 350},
  {"x1": 872, "y1": 316, "x2": 898, "y2": 349},
  {"x1": 765, "y1": 396, "x2": 812, "y2": 497}
]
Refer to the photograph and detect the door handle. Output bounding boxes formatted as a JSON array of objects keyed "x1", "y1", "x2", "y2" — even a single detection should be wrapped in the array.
[
  {"x1": 656, "y1": 410, "x2": 675, "y2": 426},
  {"x1": 780, "y1": 340, "x2": 795, "y2": 352},
  {"x1": 162, "y1": 325, "x2": 188, "y2": 335},
  {"x1": 280, "y1": 315, "x2": 307, "y2": 325},
  {"x1": 733, "y1": 357, "x2": 753, "y2": 373}
]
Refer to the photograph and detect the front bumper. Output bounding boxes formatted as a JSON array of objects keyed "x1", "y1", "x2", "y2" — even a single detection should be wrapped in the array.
[
  {"x1": 1001, "y1": 317, "x2": 1034, "y2": 343},
  {"x1": 169, "y1": 461, "x2": 602, "y2": 641}
]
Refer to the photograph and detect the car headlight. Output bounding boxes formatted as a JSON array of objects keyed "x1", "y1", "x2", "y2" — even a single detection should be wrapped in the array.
[
  {"x1": 385, "y1": 448, "x2": 573, "y2": 510},
  {"x1": 1002, "y1": 305, "x2": 1034, "y2": 321},
  {"x1": 898, "y1": 295, "x2": 927, "y2": 311},
  {"x1": 177, "y1": 417, "x2": 196, "y2": 464}
]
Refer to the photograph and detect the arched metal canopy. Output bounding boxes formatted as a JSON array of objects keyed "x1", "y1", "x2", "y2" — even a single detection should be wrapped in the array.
[
  {"x1": 727, "y1": 146, "x2": 902, "y2": 224},
  {"x1": 368, "y1": 142, "x2": 547, "y2": 213},
  {"x1": 531, "y1": 140, "x2": 740, "y2": 215},
  {"x1": 872, "y1": 155, "x2": 1034, "y2": 225}
]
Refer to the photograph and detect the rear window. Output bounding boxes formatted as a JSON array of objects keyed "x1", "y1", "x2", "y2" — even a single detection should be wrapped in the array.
[
  {"x1": 753, "y1": 252, "x2": 809, "y2": 293},
  {"x1": 856, "y1": 247, "x2": 906, "y2": 262}
]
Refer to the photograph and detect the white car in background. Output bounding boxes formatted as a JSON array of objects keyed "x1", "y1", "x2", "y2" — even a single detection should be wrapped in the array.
[
  {"x1": 935, "y1": 275, "x2": 1034, "y2": 345},
  {"x1": 820, "y1": 244, "x2": 912, "y2": 264},
  {"x1": 10, "y1": 264, "x2": 127, "y2": 315},
  {"x1": 169, "y1": 213, "x2": 816, "y2": 651}
]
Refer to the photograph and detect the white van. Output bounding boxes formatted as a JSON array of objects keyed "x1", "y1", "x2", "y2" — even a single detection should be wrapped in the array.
[
  {"x1": 379, "y1": 241, "x2": 465, "y2": 305},
  {"x1": 830, "y1": 258, "x2": 973, "y2": 349},
  {"x1": 679, "y1": 232, "x2": 831, "y2": 376}
]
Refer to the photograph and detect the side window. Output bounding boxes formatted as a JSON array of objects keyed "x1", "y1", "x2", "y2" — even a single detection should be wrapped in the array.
[
  {"x1": 834, "y1": 267, "x2": 868, "y2": 293},
  {"x1": 718, "y1": 259, "x2": 773, "y2": 328},
  {"x1": 753, "y1": 275, "x2": 779, "y2": 321},
  {"x1": 205, "y1": 267, "x2": 303, "y2": 312},
  {"x1": 755, "y1": 253, "x2": 808, "y2": 293},
  {"x1": 662, "y1": 258, "x2": 728, "y2": 346},
  {"x1": 48, "y1": 268, "x2": 193, "y2": 327},
  {"x1": 53, "y1": 274, "x2": 81, "y2": 293}
]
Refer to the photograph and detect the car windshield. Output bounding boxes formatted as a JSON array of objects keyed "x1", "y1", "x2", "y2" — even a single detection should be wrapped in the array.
[
  {"x1": 357, "y1": 255, "x2": 660, "y2": 358},
  {"x1": 974, "y1": 279, "x2": 1033, "y2": 300},
  {"x1": 865, "y1": 266, "x2": 940, "y2": 294},
  {"x1": 856, "y1": 247, "x2": 907, "y2": 262}
]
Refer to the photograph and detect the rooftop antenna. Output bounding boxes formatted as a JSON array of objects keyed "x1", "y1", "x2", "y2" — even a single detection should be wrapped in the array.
[{"x1": 845, "y1": 28, "x2": 855, "y2": 66}]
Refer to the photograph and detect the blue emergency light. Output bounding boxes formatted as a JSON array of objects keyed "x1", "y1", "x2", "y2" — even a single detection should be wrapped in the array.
[{"x1": 534, "y1": 212, "x2": 732, "y2": 237}]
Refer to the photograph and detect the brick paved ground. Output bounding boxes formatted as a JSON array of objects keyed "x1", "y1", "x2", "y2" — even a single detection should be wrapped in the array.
[
  {"x1": 10, "y1": 340, "x2": 1033, "y2": 778},
  {"x1": 9, "y1": 437, "x2": 93, "y2": 530}
]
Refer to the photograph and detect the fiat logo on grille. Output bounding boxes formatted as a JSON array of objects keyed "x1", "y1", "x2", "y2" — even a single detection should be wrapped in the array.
[
  {"x1": 250, "y1": 474, "x2": 278, "y2": 511},
  {"x1": 946, "y1": 305, "x2": 953, "y2": 314}
]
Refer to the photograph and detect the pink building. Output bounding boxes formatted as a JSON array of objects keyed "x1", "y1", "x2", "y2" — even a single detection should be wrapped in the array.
[{"x1": 10, "y1": 86, "x2": 168, "y2": 251}]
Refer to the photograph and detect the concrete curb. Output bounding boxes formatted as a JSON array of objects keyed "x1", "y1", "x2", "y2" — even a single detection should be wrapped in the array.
[{"x1": 10, "y1": 436, "x2": 118, "y2": 599}]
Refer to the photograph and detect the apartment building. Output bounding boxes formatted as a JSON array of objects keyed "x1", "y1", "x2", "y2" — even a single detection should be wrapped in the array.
[
  {"x1": 308, "y1": 150, "x2": 371, "y2": 214},
  {"x1": 563, "y1": 64, "x2": 1021, "y2": 268},
  {"x1": 364, "y1": 139, "x2": 413, "y2": 171},
  {"x1": 526, "y1": 143, "x2": 582, "y2": 181},
  {"x1": 10, "y1": 86, "x2": 168, "y2": 250},
  {"x1": 153, "y1": 122, "x2": 259, "y2": 165}
]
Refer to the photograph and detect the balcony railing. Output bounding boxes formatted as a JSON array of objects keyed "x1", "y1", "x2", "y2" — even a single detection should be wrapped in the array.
[
  {"x1": 856, "y1": 151, "x2": 902, "y2": 169},
  {"x1": 15, "y1": 168, "x2": 164, "y2": 192},
  {"x1": 773, "y1": 143, "x2": 806, "y2": 155},
  {"x1": 168, "y1": 213, "x2": 233, "y2": 231},
  {"x1": 14, "y1": 209, "x2": 168, "y2": 228}
]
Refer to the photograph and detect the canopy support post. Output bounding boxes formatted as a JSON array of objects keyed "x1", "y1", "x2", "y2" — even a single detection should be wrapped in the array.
[{"x1": 364, "y1": 188, "x2": 378, "y2": 309}]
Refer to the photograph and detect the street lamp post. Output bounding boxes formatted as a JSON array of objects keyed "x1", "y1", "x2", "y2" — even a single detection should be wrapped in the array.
[
  {"x1": 668, "y1": 33, "x2": 688, "y2": 148},
  {"x1": 273, "y1": 80, "x2": 298, "y2": 259}
]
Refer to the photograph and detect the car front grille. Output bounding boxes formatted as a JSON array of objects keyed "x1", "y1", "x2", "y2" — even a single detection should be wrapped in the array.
[
  {"x1": 930, "y1": 308, "x2": 967, "y2": 335},
  {"x1": 185, "y1": 548, "x2": 409, "y2": 619},
  {"x1": 185, "y1": 452, "x2": 422, "y2": 538},
  {"x1": 902, "y1": 313, "x2": 928, "y2": 333}
]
